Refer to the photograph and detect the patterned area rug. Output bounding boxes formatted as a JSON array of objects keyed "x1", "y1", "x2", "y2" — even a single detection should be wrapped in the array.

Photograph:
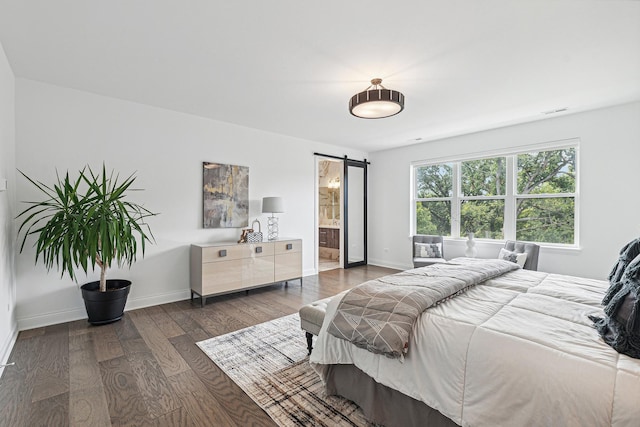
[{"x1": 197, "y1": 313, "x2": 370, "y2": 426}]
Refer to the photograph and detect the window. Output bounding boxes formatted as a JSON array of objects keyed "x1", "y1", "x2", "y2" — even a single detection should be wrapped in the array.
[
  {"x1": 516, "y1": 148, "x2": 576, "y2": 244},
  {"x1": 415, "y1": 164, "x2": 452, "y2": 236},
  {"x1": 414, "y1": 146, "x2": 577, "y2": 245},
  {"x1": 460, "y1": 157, "x2": 506, "y2": 239}
]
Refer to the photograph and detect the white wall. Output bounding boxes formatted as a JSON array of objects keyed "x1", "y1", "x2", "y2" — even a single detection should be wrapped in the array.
[
  {"x1": 368, "y1": 102, "x2": 640, "y2": 279},
  {"x1": 0, "y1": 41, "x2": 17, "y2": 372},
  {"x1": 12, "y1": 78, "x2": 640, "y2": 330},
  {"x1": 14, "y1": 79, "x2": 367, "y2": 330}
]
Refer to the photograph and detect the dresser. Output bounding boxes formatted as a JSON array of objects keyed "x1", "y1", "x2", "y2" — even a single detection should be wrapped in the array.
[{"x1": 190, "y1": 239, "x2": 302, "y2": 307}]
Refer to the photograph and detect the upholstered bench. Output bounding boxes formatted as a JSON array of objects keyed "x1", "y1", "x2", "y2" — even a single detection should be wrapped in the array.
[{"x1": 299, "y1": 297, "x2": 332, "y2": 354}]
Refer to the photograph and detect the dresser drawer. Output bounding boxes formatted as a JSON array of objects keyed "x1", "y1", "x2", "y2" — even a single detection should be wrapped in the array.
[
  {"x1": 274, "y1": 252, "x2": 302, "y2": 282},
  {"x1": 201, "y1": 242, "x2": 273, "y2": 263},
  {"x1": 274, "y1": 239, "x2": 302, "y2": 254},
  {"x1": 201, "y1": 257, "x2": 275, "y2": 294}
]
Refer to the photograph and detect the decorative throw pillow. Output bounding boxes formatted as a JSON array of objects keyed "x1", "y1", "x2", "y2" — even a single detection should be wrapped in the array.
[
  {"x1": 498, "y1": 248, "x2": 527, "y2": 268},
  {"x1": 414, "y1": 242, "x2": 442, "y2": 258}
]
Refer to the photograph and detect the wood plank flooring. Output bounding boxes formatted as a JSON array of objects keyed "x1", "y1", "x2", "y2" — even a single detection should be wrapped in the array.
[{"x1": 0, "y1": 265, "x2": 398, "y2": 427}]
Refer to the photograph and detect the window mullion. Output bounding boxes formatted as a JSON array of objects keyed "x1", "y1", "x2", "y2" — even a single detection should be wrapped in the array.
[
  {"x1": 452, "y1": 163, "x2": 460, "y2": 237},
  {"x1": 504, "y1": 156, "x2": 516, "y2": 240}
]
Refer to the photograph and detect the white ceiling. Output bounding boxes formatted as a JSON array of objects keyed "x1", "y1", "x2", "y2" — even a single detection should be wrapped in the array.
[{"x1": 0, "y1": 1, "x2": 639, "y2": 152}]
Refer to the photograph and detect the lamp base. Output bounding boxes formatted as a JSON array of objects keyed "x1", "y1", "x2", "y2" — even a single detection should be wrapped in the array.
[{"x1": 267, "y1": 216, "x2": 279, "y2": 240}]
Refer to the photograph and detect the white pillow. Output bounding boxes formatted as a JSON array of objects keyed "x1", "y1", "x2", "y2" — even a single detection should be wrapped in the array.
[
  {"x1": 498, "y1": 248, "x2": 527, "y2": 268},
  {"x1": 414, "y1": 242, "x2": 443, "y2": 258}
]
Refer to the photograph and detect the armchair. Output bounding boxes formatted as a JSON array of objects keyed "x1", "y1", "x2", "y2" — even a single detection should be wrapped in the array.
[
  {"x1": 501, "y1": 240, "x2": 540, "y2": 271},
  {"x1": 413, "y1": 235, "x2": 447, "y2": 268}
]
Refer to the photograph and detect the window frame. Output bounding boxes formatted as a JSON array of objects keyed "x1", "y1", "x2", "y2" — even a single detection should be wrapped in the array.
[{"x1": 411, "y1": 139, "x2": 580, "y2": 247}]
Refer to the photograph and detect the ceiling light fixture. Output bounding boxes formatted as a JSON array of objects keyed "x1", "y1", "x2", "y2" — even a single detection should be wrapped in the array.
[{"x1": 349, "y1": 78, "x2": 405, "y2": 119}]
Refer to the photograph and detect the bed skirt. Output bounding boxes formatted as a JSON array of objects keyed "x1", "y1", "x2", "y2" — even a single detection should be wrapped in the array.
[{"x1": 323, "y1": 364, "x2": 459, "y2": 427}]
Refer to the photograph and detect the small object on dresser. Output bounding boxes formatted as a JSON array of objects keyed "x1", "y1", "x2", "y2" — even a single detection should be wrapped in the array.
[
  {"x1": 246, "y1": 219, "x2": 263, "y2": 243},
  {"x1": 238, "y1": 228, "x2": 253, "y2": 243}
]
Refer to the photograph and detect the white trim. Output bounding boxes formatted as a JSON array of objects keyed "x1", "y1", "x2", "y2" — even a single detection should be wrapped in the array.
[
  {"x1": 16, "y1": 270, "x2": 321, "y2": 331},
  {"x1": 411, "y1": 137, "x2": 580, "y2": 167},
  {"x1": 303, "y1": 268, "x2": 317, "y2": 277},
  {"x1": 314, "y1": 157, "x2": 320, "y2": 274},
  {"x1": 124, "y1": 289, "x2": 192, "y2": 311},
  {"x1": 368, "y1": 258, "x2": 412, "y2": 271},
  {"x1": 515, "y1": 193, "x2": 576, "y2": 199},
  {"x1": 0, "y1": 325, "x2": 18, "y2": 378},
  {"x1": 409, "y1": 163, "x2": 416, "y2": 237},
  {"x1": 444, "y1": 236, "x2": 582, "y2": 252},
  {"x1": 18, "y1": 307, "x2": 88, "y2": 331},
  {"x1": 17, "y1": 289, "x2": 192, "y2": 331},
  {"x1": 504, "y1": 156, "x2": 516, "y2": 238}
]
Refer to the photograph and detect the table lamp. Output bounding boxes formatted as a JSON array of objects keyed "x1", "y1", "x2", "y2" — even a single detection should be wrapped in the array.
[{"x1": 262, "y1": 197, "x2": 285, "y2": 240}]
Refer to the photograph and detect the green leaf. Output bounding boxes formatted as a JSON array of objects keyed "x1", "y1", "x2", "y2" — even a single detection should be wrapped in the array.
[{"x1": 16, "y1": 165, "x2": 158, "y2": 289}]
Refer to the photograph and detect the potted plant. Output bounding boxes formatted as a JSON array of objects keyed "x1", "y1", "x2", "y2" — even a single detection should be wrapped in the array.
[{"x1": 17, "y1": 164, "x2": 156, "y2": 325}]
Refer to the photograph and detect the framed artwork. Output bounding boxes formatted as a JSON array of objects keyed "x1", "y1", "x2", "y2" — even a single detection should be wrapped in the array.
[{"x1": 203, "y1": 162, "x2": 249, "y2": 228}]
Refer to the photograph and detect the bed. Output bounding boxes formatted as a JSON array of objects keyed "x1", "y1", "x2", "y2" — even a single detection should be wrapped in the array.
[{"x1": 309, "y1": 257, "x2": 640, "y2": 427}]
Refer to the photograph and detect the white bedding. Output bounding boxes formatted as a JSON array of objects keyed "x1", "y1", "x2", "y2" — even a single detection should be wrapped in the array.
[{"x1": 310, "y1": 266, "x2": 640, "y2": 426}]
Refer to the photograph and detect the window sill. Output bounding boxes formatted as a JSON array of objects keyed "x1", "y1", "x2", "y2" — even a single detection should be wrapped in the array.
[{"x1": 443, "y1": 237, "x2": 582, "y2": 253}]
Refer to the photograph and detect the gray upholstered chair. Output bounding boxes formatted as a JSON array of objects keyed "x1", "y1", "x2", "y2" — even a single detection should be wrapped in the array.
[
  {"x1": 413, "y1": 235, "x2": 447, "y2": 268},
  {"x1": 502, "y1": 240, "x2": 540, "y2": 271}
]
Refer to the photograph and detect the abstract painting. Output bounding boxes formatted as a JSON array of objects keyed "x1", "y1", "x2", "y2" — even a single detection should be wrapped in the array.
[{"x1": 203, "y1": 162, "x2": 249, "y2": 228}]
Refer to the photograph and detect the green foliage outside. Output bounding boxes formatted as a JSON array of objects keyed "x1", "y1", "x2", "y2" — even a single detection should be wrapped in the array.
[
  {"x1": 416, "y1": 201, "x2": 451, "y2": 236},
  {"x1": 416, "y1": 148, "x2": 576, "y2": 244}
]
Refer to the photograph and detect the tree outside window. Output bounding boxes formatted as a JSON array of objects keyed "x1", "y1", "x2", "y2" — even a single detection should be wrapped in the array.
[
  {"x1": 414, "y1": 146, "x2": 577, "y2": 245},
  {"x1": 460, "y1": 157, "x2": 506, "y2": 239},
  {"x1": 415, "y1": 164, "x2": 452, "y2": 236},
  {"x1": 516, "y1": 148, "x2": 576, "y2": 244}
]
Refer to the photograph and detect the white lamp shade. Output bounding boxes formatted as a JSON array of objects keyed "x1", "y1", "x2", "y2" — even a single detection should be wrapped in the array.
[{"x1": 262, "y1": 197, "x2": 285, "y2": 213}]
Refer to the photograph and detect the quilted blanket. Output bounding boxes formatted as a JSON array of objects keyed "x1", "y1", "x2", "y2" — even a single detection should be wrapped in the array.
[{"x1": 326, "y1": 258, "x2": 520, "y2": 358}]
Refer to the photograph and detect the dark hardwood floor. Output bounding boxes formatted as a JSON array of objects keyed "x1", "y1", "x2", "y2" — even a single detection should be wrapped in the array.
[{"x1": 0, "y1": 265, "x2": 398, "y2": 427}]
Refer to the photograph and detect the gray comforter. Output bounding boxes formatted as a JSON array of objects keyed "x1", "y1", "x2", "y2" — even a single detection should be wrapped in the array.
[{"x1": 326, "y1": 258, "x2": 520, "y2": 358}]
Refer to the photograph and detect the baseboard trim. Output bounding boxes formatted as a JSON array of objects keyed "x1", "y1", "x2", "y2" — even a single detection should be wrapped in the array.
[
  {"x1": 14, "y1": 269, "x2": 350, "y2": 331},
  {"x1": 17, "y1": 307, "x2": 87, "y2": 331},
  {"x1": 367, "y1": 258, "x2": 412, "y2": 271},
  {"x1": 0, "y1": 324, "x2": 18, "y2": 378},
  {"x1": 17, "y1": 289, "x2": 193, "y2": 331},
  {"x1": 125, "y1": 289, "x2": 192, "y2": 312},
  {"x1": 303, "y1": 268, "x2": 317, "y2": 277}
]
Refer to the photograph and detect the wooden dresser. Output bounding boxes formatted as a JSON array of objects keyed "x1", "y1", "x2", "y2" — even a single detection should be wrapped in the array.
[{"x1": 190, "y1": 239, "x2": 302, "y2": 306}]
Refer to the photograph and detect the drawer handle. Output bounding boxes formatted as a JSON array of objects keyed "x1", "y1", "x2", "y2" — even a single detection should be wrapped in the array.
[
  {"x1": 256, "y1": 246, "x2": 263, "y2": 254},
  {"x1": 219, "y1": 249, "x2": 227, "y2": 257},
  {"x1": 286, "y1": 243, "x2": 293, "y2": 250}
]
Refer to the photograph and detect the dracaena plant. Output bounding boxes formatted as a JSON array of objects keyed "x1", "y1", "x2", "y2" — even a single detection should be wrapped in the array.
[{"x1": 17, "y1": 165, "x2": 156, "y2": 292}]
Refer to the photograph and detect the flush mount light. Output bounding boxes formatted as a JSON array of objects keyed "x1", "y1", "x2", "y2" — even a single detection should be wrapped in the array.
[{"x1": 349, "y1": 78, "x2": 405, "y2": 119}]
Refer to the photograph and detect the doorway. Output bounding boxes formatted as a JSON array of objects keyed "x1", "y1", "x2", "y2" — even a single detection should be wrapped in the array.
[
  {"x1": 317, "y1": 159, "x2": 342, "y2": 272},
  {"x1": 315, "y1": 154, "x2": 369, "y2": 272}
]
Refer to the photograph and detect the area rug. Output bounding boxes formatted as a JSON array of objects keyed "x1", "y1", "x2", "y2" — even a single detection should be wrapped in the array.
[{"x1": 196, "y1": 313, "x2": 370, "y2": 426}]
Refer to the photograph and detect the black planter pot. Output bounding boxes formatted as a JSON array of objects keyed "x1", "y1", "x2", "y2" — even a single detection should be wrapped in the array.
[{"x1": 80, "y1": 279, "x2": 132, "y2": 325}]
